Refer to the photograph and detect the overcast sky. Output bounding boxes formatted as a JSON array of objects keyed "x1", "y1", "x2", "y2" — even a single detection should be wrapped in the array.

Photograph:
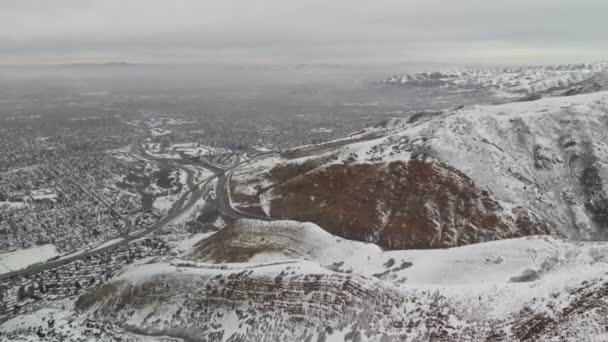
[{"x1": 1, "y1": 0, "x2": 607, "y2": 66}]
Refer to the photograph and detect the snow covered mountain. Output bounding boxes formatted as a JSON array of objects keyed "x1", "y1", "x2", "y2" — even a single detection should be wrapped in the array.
[
  {"x1": 6, "y1": 65, "x2": 608, "y2": 342},
  {"x1": 6, "y1": 220, "x2": 608, "y2": 341},
  {"x1": 382, "y1": 62, "x2": 608, "y2": 99},
  {"x1": 231, "y1": 90, "x2": 608, "y2": 248}
]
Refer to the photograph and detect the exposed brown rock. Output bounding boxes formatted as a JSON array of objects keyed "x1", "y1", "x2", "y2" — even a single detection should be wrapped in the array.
[
  {"x1": 512, "y1": 280, "x2": 608, "y2": 341},
  {"x1": 267, "y1": 160, "x2": 552, "y2": 249},
  {"x1": 190, "y1": 222, "x2": 287, "y2": 262}
]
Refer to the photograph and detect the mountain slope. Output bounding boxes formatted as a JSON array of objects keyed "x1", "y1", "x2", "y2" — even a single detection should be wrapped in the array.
[
  {"x1": 8, "y1": 220, "x2": 607, "y2": 341},
  {"x1": 381, "y1": 61, "x2": 608, "y2": 98},
  {"x1": 267, "y1": 160, "x2": 551, "y2": 249},
  {"x1": 231, "y1": 91, "x2": 608, "y2": 248}
]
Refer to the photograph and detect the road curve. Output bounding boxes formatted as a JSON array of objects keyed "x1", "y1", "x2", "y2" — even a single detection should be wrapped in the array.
[
  {"x1": 216, "y1": 171, "x2": 276, "y2": 221},
  {"x1": 0, "y1": 138, "x2": 273, "y2": 281},
  {"x1": 0, "y1": 139, "x2": 216, "y2": 281}
]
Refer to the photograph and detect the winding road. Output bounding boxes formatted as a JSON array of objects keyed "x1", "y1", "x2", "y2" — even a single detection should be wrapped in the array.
[
  {"x1": 132, "y1": 135, "x2": 273, "y2": 221},
  {"x1": 0, "y1": 135, "x2": 276, "y2": 281},
  {"x1": 216, "y1": 169, "x2": 277, "y2": 221},
  {"x1": 0, "y1": 139, "x2": 211, "y2": 280}
]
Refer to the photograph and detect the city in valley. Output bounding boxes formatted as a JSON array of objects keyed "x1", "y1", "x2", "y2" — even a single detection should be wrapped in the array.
[{"x1": 2, "y1": 2, "x2": 608, "y2": 342}]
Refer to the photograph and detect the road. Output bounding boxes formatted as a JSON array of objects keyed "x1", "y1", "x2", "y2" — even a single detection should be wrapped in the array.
[
  {"x1": 0, "y1": 139, "x2": 214, "y2": 281},
  {"x1": 0, "y1": 176, "x2": 215, "y2": 281},
  {"x1": 0, "y1": 137, "x2": 273, "y2": 281},
  {"x1": 130, "y1": 135, "x2": 225, "y2": 175},
  {"x1": 216, "y1": 170, "x2": 276, "y2": 221},
  {"x1": 132, "y1": 135, "x2": 274, "y2": 221}
]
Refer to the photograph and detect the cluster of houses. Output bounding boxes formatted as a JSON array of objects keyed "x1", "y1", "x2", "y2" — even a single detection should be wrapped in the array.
[
  {"x1": 142, "y1": 113, "x2": 363, "y2": 159},
  {"x1": 0, "y1": 159, "x2": 158, "y2": 255},
  {"x1": 0, "y1": 236, "x2": 171, "y2": 322},
  {"x1": 0, "y1": 119, "x2": 165, "y2": 257}
]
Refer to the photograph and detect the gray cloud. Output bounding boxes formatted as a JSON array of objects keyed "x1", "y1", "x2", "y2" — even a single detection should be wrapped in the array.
[{"x1": 1, "y1": 0, "x2": 607, "y2": 65}]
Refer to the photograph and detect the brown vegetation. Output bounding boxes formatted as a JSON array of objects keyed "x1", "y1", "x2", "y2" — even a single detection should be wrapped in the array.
[
  {"x1": 190, "y1": 223, "x2": 286, "y2": 262},
  {"x1": 267, "y1": 160, "x2": 552, "y2": 249}
]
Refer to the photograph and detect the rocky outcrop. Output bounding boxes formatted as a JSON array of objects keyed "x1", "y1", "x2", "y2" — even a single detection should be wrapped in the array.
[{"x1": 75, "y1": 262, "x2": 465, "y2": 342}]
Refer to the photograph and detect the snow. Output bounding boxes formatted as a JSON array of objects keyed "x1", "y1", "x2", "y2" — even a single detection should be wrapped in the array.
[
  {"x1": 9, "y1": 76, "x2": 608, "y2": 341},
  {"x1": 231, "y1": 90, "x2": 608, "y2": 241},
  {"x1": 66, "y1": 220, "x2": 608, "y2": 341},
  {"x1": 258, "y1": 191, "x2": 273, "y2": 216},
  {"x1": 207, "y1": 220, "x2": 605, "y2": 288},
  {"x1": 112, "y1": 258, "x2": 332, "y2": 286},
  {"x1": 167, "y1": 192, "x2": 206, "y2": 228},
  {"x1": 29, "y1": 189, "x2": 58, "y2": 201},
  {"x1": 142, "y1": 141, "x2": 227, "y2": 161},
  {"x1": 152, "y1": 195, "x2": 176, "y2": 214},
  {"x1": 91, "y1": 237, "x2": 124, "y2": 251},
  {"x1": 30, "y1": 193, "x2": 58, "y2": 201},
  {"x1": 2, "y1": 165, "x2": 40, "y2": 174},
  {"x1": 165, "y1": 118, "x2": 196, "y2": 125},
  {"x1": 0, "y1": 244, "x2": 59, "y2": 274},
  {"x1": 384, "y1": 61, "x2": 608, "y2": 96},
  {"x1": 413, "y1": 91, "x2": 608, "y2": 238},
  {"x1": 0, "y1": 308, "x2": 73, "y2": 335},
  {"x1": 11, "y1": 218, "x2": 608, "y2": 341},
  {"x1": 150, "y1": 128, "x2": 172, "y2": 136},
  {"x1": 174, "y1": 233, "x2": 216, "y2": 255},
  {"x1": 230, "y1": 155, "x2": 282, "y2": 198},
  {"x1": 185, "y1": 165, "x2": 214, "y2": 184},
  {"x1": 0, "y1": 201, "x2": 27, "y2": 209},
  {"x1": 252, "y1": 146, "x2": 272, "y2": 152},
  {"x1": 151, "y1": 168, "x2": 190, "y2": 215},
  {"x1": 0, "y1": 307, "x2": 180, "y2": 341},
  {"x1": 183, "y1": 219, "x2": 608, "y2": 335},
  {"x1": 310, "y1": 127, "x2": 333, "y2": 133}
]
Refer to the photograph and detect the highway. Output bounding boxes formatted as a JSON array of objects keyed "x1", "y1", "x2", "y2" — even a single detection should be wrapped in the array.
[
  {"x1": 132, "y1": 135, "x2": 274, "y2": 221},
  {"x1": 0, "y1": 139, "x2": 214, "y2": 281},
  {"x1": 0, "y1": 137, "x2": 275, "y2": 281},
  {"x1": 0, "y1": 176, "x2": 215, "y2": 281},
  {"x1": 216, "y1": 170, "x2": 276, "y2": 221}
]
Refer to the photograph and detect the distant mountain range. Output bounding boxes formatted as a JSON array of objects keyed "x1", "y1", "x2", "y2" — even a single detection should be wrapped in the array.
[
  {"x1": 381, "y1": 61, "x2": 608, "y2": 99},
  {"x1": 6, "y1": 63, "x2": 608, "y2": 341}
]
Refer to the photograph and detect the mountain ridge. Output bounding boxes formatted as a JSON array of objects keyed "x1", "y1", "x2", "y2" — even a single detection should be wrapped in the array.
[
  {"x1": 230, "y1": 90, "x2": 608, "y2": 248},
  {"x1": 380, "y1": 61, "x2": 608, "y2": 99}
]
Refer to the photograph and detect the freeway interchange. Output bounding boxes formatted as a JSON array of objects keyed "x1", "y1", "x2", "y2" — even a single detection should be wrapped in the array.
[{"x1": 0, "y1": 136, "x2": 272, "y2": 281}]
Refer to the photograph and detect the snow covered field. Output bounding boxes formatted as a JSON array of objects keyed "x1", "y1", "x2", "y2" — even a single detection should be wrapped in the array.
[
  {"x1": 0, "y1": 245, "x2": 59, "y2": 274},
  {"x1": 143, "y1": 141, "x2": 229, "y2": 161},
  {"x1": 0, "y1": 201, "x2": 27, "y2": 209}
]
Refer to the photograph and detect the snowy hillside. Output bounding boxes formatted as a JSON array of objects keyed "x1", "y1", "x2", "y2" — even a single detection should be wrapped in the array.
[
  {"x1": 6, "y1": 220, "x2": 608, "y2": 341},
  {"x1": 6, "y1": 62, "x2": 608, "y2": 342},
  {"x1": 382, "y1": 61, "x2": 608, "y2": 98},
  {"x1": 230, "y1": 90, "x2": 608, "y2": 248},
  {"x1": 386, "y1": 91, "x2": 608, "y2": 239}
]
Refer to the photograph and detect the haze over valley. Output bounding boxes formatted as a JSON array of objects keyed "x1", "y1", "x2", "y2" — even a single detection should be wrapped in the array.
[{"x1": 2, "y1": 1, "x2": 608, "y2": 341}]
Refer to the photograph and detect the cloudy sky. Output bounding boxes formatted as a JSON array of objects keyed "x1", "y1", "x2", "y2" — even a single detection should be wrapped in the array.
[{"x1": 1, "y1": 0, "x2": 607, "y2": 65}]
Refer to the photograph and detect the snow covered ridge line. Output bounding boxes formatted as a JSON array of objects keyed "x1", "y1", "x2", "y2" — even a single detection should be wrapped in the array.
[
  {"x1": 7, "y1": 221, "x2": 608, "y2": 340},
  {"x1": 381, "y1": 61, "x2": 608, "y2": 96},
  {"x1": 229, "y1": 90, "x2": 608, "y2": 248},
  {"x1": 189, "y1": 220, "x2": 608, "y2": 286},
  {"x1": 25, "y1": 221, "x2": 608, "y2": 342}
]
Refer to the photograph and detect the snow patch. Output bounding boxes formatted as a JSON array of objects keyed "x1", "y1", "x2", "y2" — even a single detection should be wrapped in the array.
[{"x1": 0, "y1": 244, "x2": 59, "y2": 274}]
